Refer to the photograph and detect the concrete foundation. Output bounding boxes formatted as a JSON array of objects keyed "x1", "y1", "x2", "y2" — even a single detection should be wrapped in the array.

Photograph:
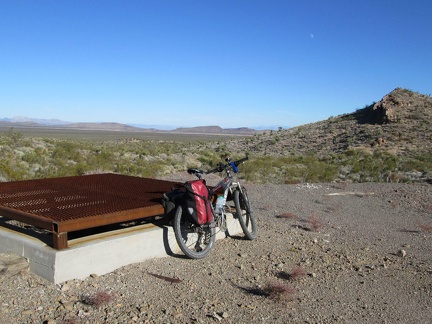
[{"x1": 0, "y1": 214, "x2": 243, "y2": 284}]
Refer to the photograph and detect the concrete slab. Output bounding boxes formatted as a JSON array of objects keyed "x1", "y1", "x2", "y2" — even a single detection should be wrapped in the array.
[{"x1": 0, "y1": 214, "x2": 243, "y2": 284}]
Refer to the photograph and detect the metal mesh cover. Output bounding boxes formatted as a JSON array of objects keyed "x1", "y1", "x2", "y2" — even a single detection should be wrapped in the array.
[{"x1": 0, "y1": 173, "x2": 180, "y2": 221}]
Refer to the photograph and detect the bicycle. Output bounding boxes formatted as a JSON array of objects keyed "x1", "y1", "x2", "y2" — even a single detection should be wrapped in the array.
[{"x1": 173, "y1": 157, "x2": 257, "y2": 259}]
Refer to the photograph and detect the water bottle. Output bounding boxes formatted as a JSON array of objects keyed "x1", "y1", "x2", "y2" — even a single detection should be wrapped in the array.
[{"x1": 215, "y1": 196, "x2": 225, "y2": 214}]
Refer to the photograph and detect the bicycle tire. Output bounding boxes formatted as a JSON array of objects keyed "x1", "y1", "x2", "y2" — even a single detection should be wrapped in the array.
[
  {"x1": 234, "y1": 188, "x2": 257, "y2": 240},
  {"x1": 173, "y1": 205, "x2": 216, "y2": 259}
]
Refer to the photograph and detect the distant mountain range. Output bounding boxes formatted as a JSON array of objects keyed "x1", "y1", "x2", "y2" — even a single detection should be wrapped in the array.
[
  {"x1": 0, "y1": 116, "x2": 261, "y2": 135},
  {"x1": 1, "y1": 116, "x2": 71, "y2": 126}
]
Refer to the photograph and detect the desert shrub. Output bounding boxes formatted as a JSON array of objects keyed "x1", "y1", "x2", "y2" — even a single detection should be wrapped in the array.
[
  {"x1": 21, "y1": 150, "x2": 42, "y2": 164},
  {"x1": 0, "y1": 160, "x2": 19, "y2": 181},
  {"x1": 88, "y1": 149, "x2": 116, "y2": 170},
  {"x1": 51, "y1": 140, "x2": 80, "y2": 159},
  {"x1": 4, "y1": 128, "x2": 24, "y2": 145},
  {"x1": 400, "y1": 152, "x2": 432, "y2": 172},
  {"x1": 240, "y1": 155, "x2": 338, "y2": 184},
  {"x1": 198, "y1": 149, "x2": 221, "y2": 167}
]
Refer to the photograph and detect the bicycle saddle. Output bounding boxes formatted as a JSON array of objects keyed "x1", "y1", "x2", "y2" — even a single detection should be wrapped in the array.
[{"x1": 187, "y1": 168, "x2": 203, "y2": 175}]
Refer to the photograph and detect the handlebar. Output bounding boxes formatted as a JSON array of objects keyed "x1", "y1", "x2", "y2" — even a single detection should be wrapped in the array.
[
  {"x1": 187, "y1": 157, "x2": 249, "y2": 177},
  {"x1": 206, "y1": 166, "x2": 220, "y2": 174},
  {"x1": 233, "y1": 156, "x2": 248, "y2": 167},
  {"x1": 206, "y1": 156, "x2": 248, "y2": 174}
]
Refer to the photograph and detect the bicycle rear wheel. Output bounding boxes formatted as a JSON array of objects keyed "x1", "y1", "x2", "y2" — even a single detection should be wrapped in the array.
[
  {"x1": 234, "y1": 188, "x2": 257, "y2": 240},
  {"x1": 173, "y1": 205, "x2": 216, "y2": 259}
]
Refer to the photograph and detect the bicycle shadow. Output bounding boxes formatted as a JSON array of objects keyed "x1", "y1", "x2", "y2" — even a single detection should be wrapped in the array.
[{"x1": 159, "y1": 213, "x2": 248, "y2": 259}]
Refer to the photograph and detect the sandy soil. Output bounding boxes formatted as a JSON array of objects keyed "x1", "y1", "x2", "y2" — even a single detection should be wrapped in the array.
[{"x1": 1, "y1": 182, "x2": 431, "y2": 323}]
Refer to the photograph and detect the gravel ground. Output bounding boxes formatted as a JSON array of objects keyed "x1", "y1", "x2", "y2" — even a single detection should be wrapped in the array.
[{"x1": 1, "y1": 182, "x2": 431, "y2": 323}]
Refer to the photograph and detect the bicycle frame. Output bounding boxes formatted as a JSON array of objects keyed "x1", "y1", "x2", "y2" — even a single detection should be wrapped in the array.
[
  {"x1": 207, "y1": 160, "x2": 249, "y2": 231},
  {"x1": 189, "y1": 158, "x2": 246, "y2": 224}
]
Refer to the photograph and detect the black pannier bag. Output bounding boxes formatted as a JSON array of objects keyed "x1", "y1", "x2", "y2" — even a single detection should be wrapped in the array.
[
  {"x1": 162, "y1": 188, "x2": 183, "y2": 218},
  {"x1": 184, "y1": 179, "x2": 213, "y2": 224}
]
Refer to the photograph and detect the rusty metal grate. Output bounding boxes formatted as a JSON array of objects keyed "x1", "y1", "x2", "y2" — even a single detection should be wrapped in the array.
[{"x1": 0, "y1": 173, "x2": 181, "y2": 249}]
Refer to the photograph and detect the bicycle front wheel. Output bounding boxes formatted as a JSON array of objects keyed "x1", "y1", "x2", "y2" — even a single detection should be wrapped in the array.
[
  {"x1": 173, "y1": 205, "x2": 216, "y2": 259},
  {"x1": 234, "y1": 188, "x2": 257, "y2": 240}
]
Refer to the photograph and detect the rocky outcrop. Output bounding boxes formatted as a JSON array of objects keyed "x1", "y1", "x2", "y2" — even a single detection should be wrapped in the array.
[{"x1": 372, "y1": 88, "x2": 405, "y2": 123}]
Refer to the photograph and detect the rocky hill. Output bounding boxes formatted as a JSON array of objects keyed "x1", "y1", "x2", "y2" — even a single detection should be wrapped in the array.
[{"x1": 229, "y1": 88, "x2": 432, "y2": 158}]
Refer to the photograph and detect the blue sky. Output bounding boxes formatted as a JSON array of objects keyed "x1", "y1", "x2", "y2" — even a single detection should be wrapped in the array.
[{"x1": 1, "y1": 0, "x2": 431, "y2": 129}]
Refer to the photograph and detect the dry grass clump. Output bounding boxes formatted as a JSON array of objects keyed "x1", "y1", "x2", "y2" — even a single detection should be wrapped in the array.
[
  {"x1": 82, "y1": 290, "x2": 114, "y2": 308},
  {"x1": 290, "y1": 266, "x2": 307, "y2": 280},
  {"x1": 276, "y1": 266, "x2": 307, "y2": 281},
  {"x1": 263, "y1": 279, "x2": 296, "y2": 303},
  {"x1": 307, "y1": 213, "x2": 324, "y2": 232},
  {"x1": 418, "y1": 224, "x2": 432, "y2": 233}
]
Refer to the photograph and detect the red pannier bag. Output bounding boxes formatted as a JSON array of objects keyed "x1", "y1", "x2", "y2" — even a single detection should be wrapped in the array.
[{"x1": 184, "y1": 179, "x2": 214, "y2": 224}]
